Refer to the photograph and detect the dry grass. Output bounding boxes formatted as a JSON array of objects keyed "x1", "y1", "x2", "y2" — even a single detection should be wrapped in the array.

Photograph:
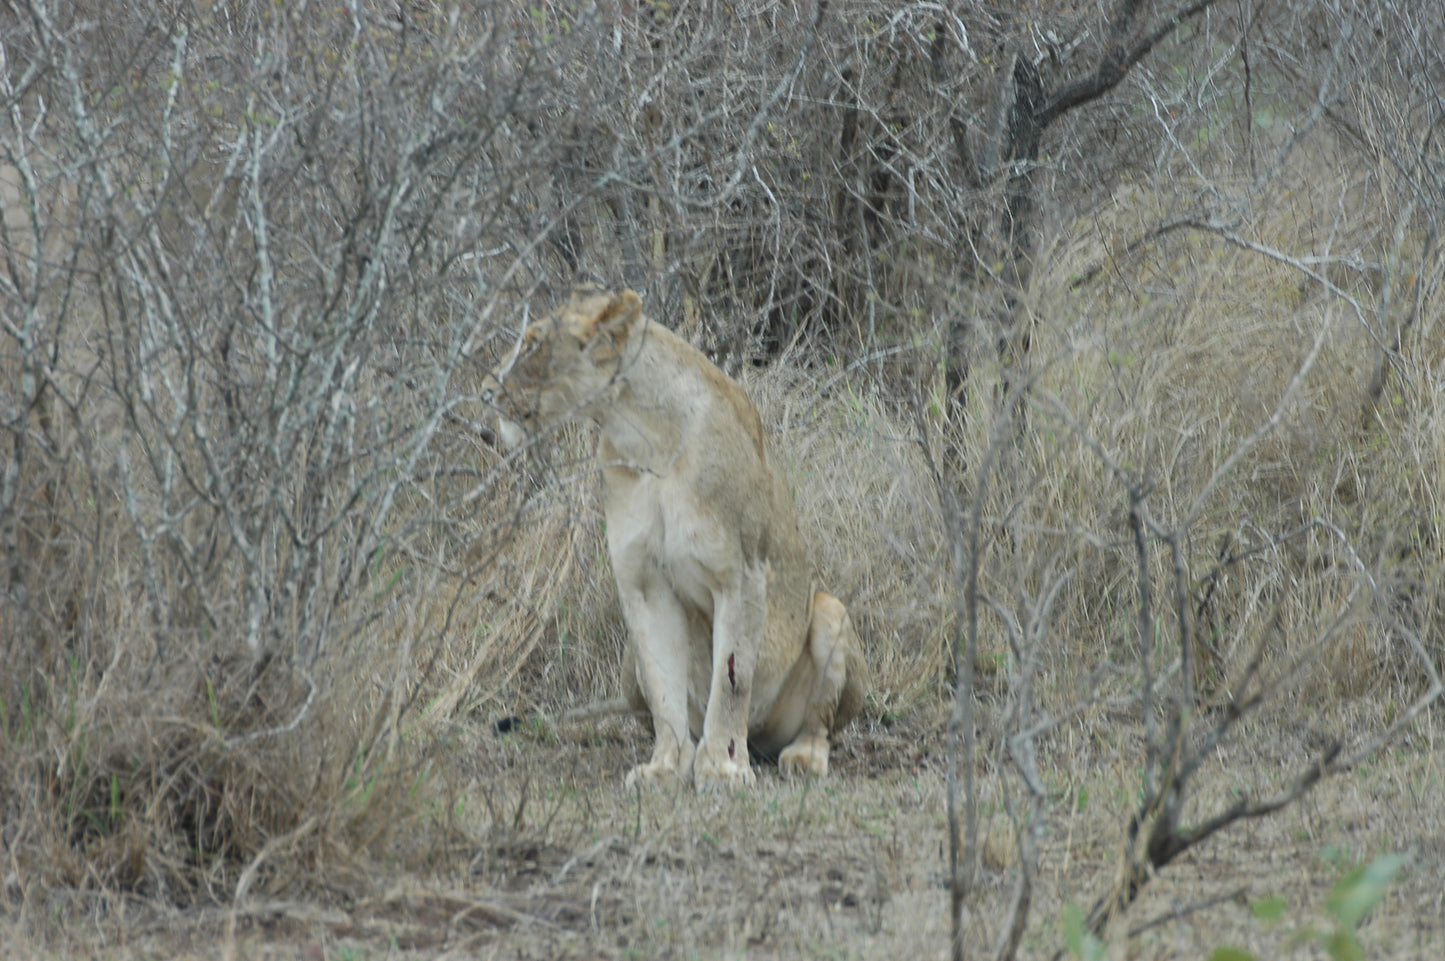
[{"x1": 5, "y1": 707, "x2": 1440, "y2": 960}]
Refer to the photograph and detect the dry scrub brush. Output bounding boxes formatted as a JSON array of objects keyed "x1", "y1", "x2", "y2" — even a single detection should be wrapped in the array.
[
  {"x1": 926, "y1": 17, "x2": 1445, "y2": 948},
  {"x1": 0, "y1": 0, "x2": 662, "y2": 913},
  {"x1": 929, "y1": 248, "x2": 1444, "y2": 955}
]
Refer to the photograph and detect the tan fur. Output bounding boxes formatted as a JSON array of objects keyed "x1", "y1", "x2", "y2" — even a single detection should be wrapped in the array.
[{"x1": 484, "y1": 287, "x2": 868, "y2": 790}]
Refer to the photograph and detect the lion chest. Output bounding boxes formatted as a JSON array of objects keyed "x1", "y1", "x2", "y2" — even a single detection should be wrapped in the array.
[{"x1": 603, "y1": 472, "x2": 735, "y2": 616}]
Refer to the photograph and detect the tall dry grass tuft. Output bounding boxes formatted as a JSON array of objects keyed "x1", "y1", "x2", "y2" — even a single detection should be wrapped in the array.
[
  {"x1": 914, "y1": 138, "x2": 1445, "y2": 720},
  {"x1": 748, "y1": 365, "x2": 953, "y2": 710},
  {"x1": 922, "y1": 105, "x2": 1445, "y2": 943}
]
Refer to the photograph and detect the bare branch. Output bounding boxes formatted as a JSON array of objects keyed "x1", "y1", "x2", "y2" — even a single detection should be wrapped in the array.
[{"x1": 1036, "y1": 0, "x2": 1224, "y2": 130}]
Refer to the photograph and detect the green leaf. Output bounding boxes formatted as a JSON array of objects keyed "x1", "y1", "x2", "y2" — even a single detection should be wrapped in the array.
[
  {"x1": 1062, "y1": 902, "x2": 1086, "y2": 955},
  {"x1": 1326, "y1": 853, "x2": 1405, "y2": 928},
  {"x1": 1207, "y1": 947, "x2": 1256, "y2": 961},
  {"x1": 1250, "y1": 894, "x2": 1287, "y2": 923},
  {"x1": 1324, "y1": 928, "x2": 1364, "y2": 961},
  {"x1": 1061, "y1": 903, "x2": 1106, "y2": 961}
]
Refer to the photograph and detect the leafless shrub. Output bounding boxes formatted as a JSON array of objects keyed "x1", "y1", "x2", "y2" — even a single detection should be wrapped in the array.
[
  {"x1": 0, "y1": 0, "x2": 632, "y2": 901},
  {"x1": 923, "y1": 3, "x2": 1445, "y2": 954}
]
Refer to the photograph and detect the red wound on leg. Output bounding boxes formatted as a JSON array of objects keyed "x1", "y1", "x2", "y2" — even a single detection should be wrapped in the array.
[
  {"x1": 727, "y1": 652, "x2": 736, "y2": 691},
  {"x1": 728, "y1": 738, "x2": 735, "y2": 759}
]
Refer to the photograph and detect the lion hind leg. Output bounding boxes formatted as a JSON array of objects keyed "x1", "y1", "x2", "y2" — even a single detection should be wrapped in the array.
[{"x1": 777, "y1": 592, "x2": 867, "y2": 779}]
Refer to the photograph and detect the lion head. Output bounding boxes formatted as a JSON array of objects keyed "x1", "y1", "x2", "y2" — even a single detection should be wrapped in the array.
[{"x1": 481, "y1": 287, "x2": 643, "y2": 448}]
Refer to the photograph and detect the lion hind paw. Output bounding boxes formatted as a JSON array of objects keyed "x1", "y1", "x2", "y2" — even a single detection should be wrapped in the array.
[{"x1": 778, "y1": 735, "x2": 830, "y2": 779}]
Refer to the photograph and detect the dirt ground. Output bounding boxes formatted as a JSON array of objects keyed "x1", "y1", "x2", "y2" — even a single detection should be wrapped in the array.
[{"x1": 7, "y1": 702, "x2": 1441, "y2": 961}]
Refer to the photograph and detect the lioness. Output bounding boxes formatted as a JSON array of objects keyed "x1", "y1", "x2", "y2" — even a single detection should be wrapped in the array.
[{"x1": 483, "y1": 287, "x2": 867, "y2": 790}]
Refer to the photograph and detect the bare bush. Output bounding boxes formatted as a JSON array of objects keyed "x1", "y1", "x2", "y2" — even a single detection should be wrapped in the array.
[
  {"x1": 0, "y1": 0, "x2": 631, "y2": 900},
  {"x1": 926, "y1": 1, "x2": 1445, "y2": 956}
]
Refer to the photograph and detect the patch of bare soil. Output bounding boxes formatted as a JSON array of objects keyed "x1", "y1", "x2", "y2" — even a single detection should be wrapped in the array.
[{"x1": 5, "y1": 707, "x2": 1441, "y2": 960}]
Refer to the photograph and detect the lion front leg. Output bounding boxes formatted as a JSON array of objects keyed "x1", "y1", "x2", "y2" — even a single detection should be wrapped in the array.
[
  {"x1": 693, "y1": 570, "x2": 766, "y2": 791},
  {"x1": 778, "y1": 592, "x2": 866, "y2": 779},
  {"x1": 616, "y1": 576, "x2": 696, "y2": 789}
]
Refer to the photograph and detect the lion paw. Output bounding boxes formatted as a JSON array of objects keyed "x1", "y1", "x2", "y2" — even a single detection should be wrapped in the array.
[
  {"x1": 624, "y1": 760, "x2": 683, "y2": 790},
  {"x1": 778, "y1": 735, "x2": 829, "y2": 779},
  {"x1": 624, "y1": 739, "x2": 694, "y2": 789},
  {"x1": 693, "y1": 741, "x2": 756, "y2": 792}
]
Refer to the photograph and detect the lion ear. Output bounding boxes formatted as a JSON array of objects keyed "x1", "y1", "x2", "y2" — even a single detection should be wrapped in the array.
[{"x1": 593, "y1": 289, "x2": 642, "y2": 336}]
